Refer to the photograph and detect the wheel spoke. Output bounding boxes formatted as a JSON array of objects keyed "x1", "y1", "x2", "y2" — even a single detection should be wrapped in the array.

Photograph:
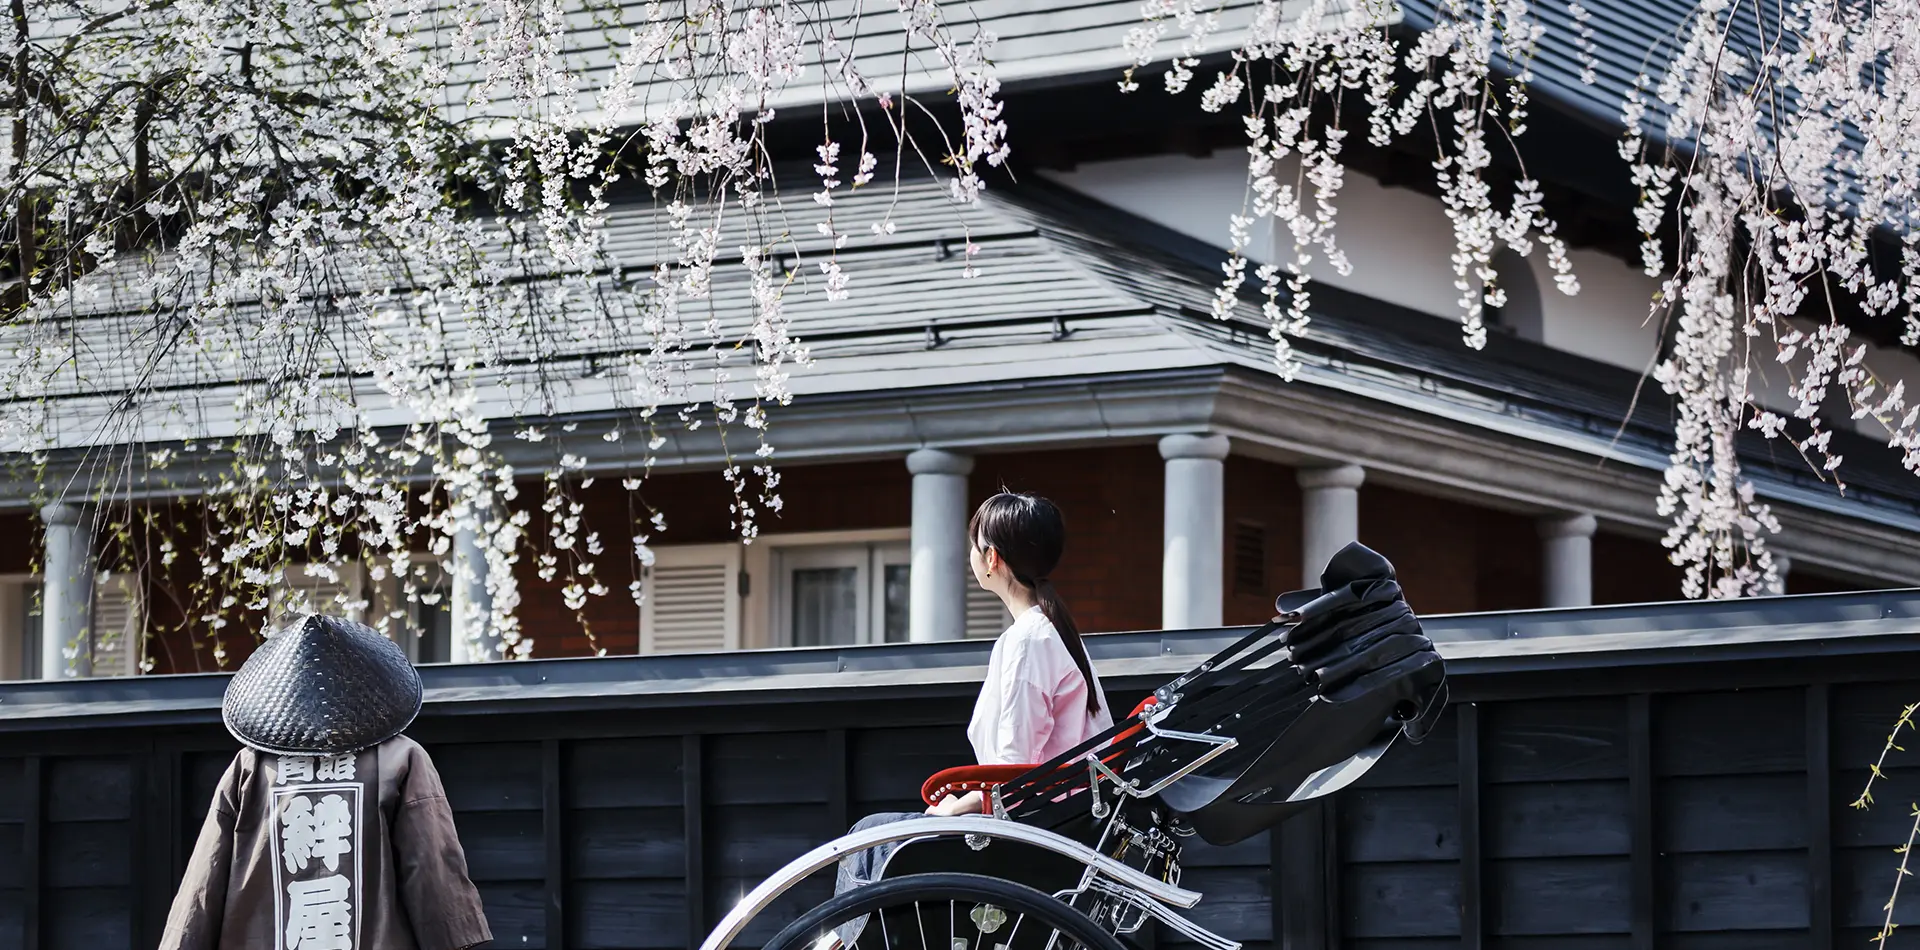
[
  {"x1": 1003, "y1": 911, "x2": 1027, "y2": 950},
  {"x1": 762, "y1": 873, "x2": 1126, "y2": 950}
]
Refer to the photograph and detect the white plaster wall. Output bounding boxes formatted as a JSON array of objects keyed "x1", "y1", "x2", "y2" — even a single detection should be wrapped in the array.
[
  {"x1": 1042, "y1": 152, "x2": 1462, "y2": 319},
  {"x1": 1046, "y1": 153, "x2": 1666, "y2": 371},
  {"x1": 1856, "y1": 344, "x2": 1920, "y2": 440},
  {"x1": 1529, "y1": 248, "x2": 1663, "y2": 373},
  {"x1": 1042, "y1": 153, "x2": 1277, "y2": 265}
]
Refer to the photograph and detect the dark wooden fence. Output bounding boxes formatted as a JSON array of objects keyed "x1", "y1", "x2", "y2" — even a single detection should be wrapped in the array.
[{"x1": 7, "y1": 590, "x2": 1920, "y2": 950}]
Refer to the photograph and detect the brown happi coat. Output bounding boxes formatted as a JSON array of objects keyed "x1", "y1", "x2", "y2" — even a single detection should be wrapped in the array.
[{"x1": 161, "y1": 734, "x2": 492, "y2": 950}]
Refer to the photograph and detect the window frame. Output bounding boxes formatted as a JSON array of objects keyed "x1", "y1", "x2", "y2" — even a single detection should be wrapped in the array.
[
  {"x1": 757, "y1": 528, "x2": 911, "y2": 649},
  {"x1": 0, "y1": 573, "x2": 39, "y2": 680}
]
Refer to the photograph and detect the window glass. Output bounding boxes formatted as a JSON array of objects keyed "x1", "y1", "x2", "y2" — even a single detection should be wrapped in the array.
[
  {"x1": 792, "y1": 566, "x2": 859, "y2": 646},
  {"x1": 882, "y1": 564, "x2": 911, "y2": 643},
  {"x1": 21, "y1": 582, "x2": 40, "y2": 678},
  {"x1": 414, "y1": 579, "x2": 452, "y2": 664}
]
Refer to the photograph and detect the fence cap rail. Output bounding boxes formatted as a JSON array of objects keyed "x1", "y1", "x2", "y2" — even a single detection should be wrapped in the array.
[{"x1": 3, "y1": 587, "x2": 1920, "y2": 730}]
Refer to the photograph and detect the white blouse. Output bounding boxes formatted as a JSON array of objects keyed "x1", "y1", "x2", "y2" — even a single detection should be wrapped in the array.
[{"x1": 967, "y1": 606, "x2": 1115, "y2": 765}]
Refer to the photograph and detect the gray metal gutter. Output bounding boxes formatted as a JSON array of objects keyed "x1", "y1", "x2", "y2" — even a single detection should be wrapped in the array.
[{"x1": 4, "y1": 587, "x2": 1919, "y2": 732}]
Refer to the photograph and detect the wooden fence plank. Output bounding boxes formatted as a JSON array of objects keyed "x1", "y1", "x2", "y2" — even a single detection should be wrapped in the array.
[
  {"x1": 1485, "y1": 781, "x2": 1630, "y2": 859},
  {"x1": 1277, "y1": 805, "x2": 1328, "y2": 950},
  {"x1": 22, "y1": 756, "x2": 40, "y2": 950},
  {"x1": 1460, "y1": 703, "x2": 1483, "y2": 950},
  {"x1": 828, "y1": 729, "x2": 849, "y2": 836},
  {"x1": 1339, "y1": 787, "x2": 1459, "y2": 863},
  {"x1": 1486, "y1": 857, "x2": 1631, "y2": 936},
  {"x1": 1629, "y1": 694, "x2": 1653, "y2": 950},
  {"x1": 565, "y1": 737, "x2": 682, "y2": 809},
  {"x1": 1486, "y1": 698, "x2": 1628, "y2": 784},
  {"x1": 685, "y1": 735, "x2": 705, "y2": 950},
  {"x1": 436, "y1": 742, "x2": 545, "y2": 812},
  {"x1": 570, "y1": 879, "x2": 690, "y2": 949},
  {"x1": 544, "y1": 739, "x2": 566, "y2": 950},
  {"x1": 567, "y1": 807, "x2": 685, "y2": 879},
  {"x1": 1663, "y1": 852, "x2": 1808, "y2": 932},
  {"x1": 1809, "y1": 685, "x2": 1833, "y2": 950},
  {"x1": 1656, "y1": 690, "x2": 1806, "y2": 777},
  {"x1": 1656, "y1": 775, "x2": 1806, "y2": 853},
  {"x1": 42, "y1": 757, "x2": 131, "y2": 823},
  {"x1": 1340, "y1": 862, "x2": 1459, "y2": 939}
]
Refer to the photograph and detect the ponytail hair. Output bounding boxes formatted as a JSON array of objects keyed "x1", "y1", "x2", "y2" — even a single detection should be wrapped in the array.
[{"x1": 969, "y1": 492, "x2": 1102, "y2": 715}]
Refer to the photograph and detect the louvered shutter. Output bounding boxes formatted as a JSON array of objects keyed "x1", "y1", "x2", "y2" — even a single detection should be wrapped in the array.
[
  {"x1": 965, "y1": 582, "x2": 1011, "y2": 639},
  {"x1": 640, "y1": 544, "x2": 741, "y2": 654},
  {"x1": 90, "y1": 573, "x2": 144, "y2": 677}
]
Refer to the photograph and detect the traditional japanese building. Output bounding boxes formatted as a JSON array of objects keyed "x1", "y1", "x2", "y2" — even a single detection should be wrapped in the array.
[{"x1": 3, "y1": 0, "x2": 1918, "y2": 680}]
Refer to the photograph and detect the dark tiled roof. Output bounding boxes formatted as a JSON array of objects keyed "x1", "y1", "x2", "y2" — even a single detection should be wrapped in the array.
[{"x1": 12, "y1": 163, "x2": 1917, "y2": 525}]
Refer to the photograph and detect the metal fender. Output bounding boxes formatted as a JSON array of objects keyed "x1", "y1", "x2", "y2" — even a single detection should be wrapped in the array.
[{"x1": 697, "y1": 815, "x2": 1204, "y2": 950}]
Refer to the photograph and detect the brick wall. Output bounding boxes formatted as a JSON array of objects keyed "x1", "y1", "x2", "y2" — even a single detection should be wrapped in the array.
[
  {"x1": 88, "y1": 447, "x2": 1891, "y2": 674},
  {"x1": 0, "y1": 512, "x2": 31, "y2": 574},
  {"x1": 1354, "y1": 483, "x2": 1547, "y2": 616},
  {"x1": 411, "y1": 452, "x2": 1830, "y2": 660},
  {"x1": 512, "y1": 460, "x2": 915, "y2": 657},
  {"x1": 1591, "y1": 531, "x2": 1690, "y2": 605},
  {"x1": 1222, "y1": 455, "x2": 1303, "y2": 626},
  {"x1": 969, "y1": 445, "x2": 1165, "y2": 634}
]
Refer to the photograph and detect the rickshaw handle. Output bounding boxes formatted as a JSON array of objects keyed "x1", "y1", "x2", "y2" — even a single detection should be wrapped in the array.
[{"x1": 696, "y1": 815, "x2": 1204, "y2": 950}]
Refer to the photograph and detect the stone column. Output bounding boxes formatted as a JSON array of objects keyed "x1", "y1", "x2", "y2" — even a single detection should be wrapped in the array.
[
  {"x1": 1539, "y1": 513, "x2": 1597, "y2": 608},
  {"x1": 1297, "y1": 464, "x2": 1366, "y2": 588},
  {"x1": 1772, "y1": 554, "x2": 1793, "y2": 595},
  {"x1": 1160, "y1": 433, "x2": 1230, "y2": 630},
  {"x1": 39, "y1": 502, "x2": 96, "y2": 679},
  {"x1": 450, "y1": 500, "x2": 501, "y2": 663},
  {"x1": 908, "y1": 448, "x2": 974, "y2": 643}
]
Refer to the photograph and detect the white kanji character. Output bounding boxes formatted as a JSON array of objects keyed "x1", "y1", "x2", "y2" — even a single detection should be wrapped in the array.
[
  {"x1": 281, "y1": 794, "x2": 353, "y2": 873},
  {"x1": 277, "y1": 755, "x2": 315, "y2": 785},
  {"x1": 284, "y1": 875, "x2": 353, "y2": 950},
  {"x1": 316, "y1": 754, "x2": 356, "y2": 782}
]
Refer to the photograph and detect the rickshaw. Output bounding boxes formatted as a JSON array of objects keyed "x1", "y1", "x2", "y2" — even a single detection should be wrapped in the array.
[{"x1": 699, "y1": 542, "x2": 1450, "y2": 950}]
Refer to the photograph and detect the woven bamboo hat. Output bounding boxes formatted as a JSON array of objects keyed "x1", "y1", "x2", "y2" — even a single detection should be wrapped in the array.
[{"x1": 221, "y1": 614, "x2": 423, "y2": 756}]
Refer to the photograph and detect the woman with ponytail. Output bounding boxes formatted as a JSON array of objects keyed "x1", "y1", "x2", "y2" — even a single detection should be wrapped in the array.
[
  {"x1": 829, "y1": 492, "x2": 1111, "y2": 929},
  {"x1": 931, "y1": 491, "x2": 1111, "y2": 814}
]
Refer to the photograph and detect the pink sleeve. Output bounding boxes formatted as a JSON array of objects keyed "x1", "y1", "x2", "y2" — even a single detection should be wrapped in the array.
[{"x1": 988, "y1": 638, "x2": 1056, "y2": 764}]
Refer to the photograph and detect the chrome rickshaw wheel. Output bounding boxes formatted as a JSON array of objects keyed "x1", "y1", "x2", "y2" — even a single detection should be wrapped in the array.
[{"x1": 762, "y1": 872, "x2": 1129, "y2": 950}]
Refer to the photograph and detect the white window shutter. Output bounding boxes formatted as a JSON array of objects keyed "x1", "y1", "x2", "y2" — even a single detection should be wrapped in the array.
[
  {"x1": 90, "y1": 573, "x2": 145, "y2": 677},
  {"x1": 641, "y1": 544, "x2": 741, "y2": 654},
  {"x1": 272, "y1": 562, "x2": 371, "y2": 624},
  {"x1": 965, "y1": 582, "x2": 1011, "y2": 639}
]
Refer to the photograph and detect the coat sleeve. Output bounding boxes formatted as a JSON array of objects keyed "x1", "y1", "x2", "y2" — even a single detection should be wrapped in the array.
[
  {"x1": 393, "y1": 744, "x2": 494, "y2": 950},
  {"x1": 158, "y1": 754, "x2": 241, "y2": 950}
]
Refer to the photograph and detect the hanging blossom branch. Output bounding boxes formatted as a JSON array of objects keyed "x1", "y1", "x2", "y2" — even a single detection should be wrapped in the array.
[
  {"x1": 1853, "y1": 703, "x2": 1920, "y2": 946},
  {"x1": 1124, "y1": 0, "x2": 1920, "y2": 598},
  {"x1": 1, "y1": 0, "x2": 1008, "y2": 668}
]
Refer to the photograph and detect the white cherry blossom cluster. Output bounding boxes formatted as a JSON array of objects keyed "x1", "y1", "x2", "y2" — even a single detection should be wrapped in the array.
[
  {"x1": 4, "y1": 0, "x2": 1008, "y2": 663},
  {"x1": 1130, "y1": 0, "x2": 1920, "y2": 598}
]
